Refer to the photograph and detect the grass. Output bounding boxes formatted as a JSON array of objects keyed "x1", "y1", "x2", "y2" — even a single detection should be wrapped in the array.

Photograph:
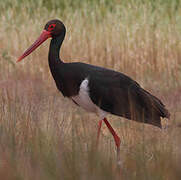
[{"x1": 0, "y1": 0, "x2": 181, "y2": 179}]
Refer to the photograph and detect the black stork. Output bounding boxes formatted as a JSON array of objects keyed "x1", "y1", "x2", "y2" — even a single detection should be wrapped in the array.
[{"x1": 17, "y1": 19, "x2": 170, "y2": 165}]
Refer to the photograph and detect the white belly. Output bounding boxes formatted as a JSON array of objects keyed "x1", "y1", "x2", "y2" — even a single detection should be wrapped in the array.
[{"x1": 71, "y1": 78, "x2": 107, "y2": 119}]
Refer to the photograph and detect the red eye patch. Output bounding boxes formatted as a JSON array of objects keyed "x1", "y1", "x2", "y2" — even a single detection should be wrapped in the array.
[{"x1": 48, "y1": 24, "x2": 56, "y2": 31}]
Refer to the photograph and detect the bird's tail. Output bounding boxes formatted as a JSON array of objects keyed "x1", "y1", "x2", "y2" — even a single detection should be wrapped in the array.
[
  {"x1": 140, "y1": 88, "x2": 170, "y2": 119},
  {"x1": 130, "y1": 87, "x2": 170, "y2": 128}
]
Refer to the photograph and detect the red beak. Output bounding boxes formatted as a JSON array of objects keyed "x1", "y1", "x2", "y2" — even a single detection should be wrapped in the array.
[{"x1": 17, "y1": 30, "x2": 51, "y2": 62}]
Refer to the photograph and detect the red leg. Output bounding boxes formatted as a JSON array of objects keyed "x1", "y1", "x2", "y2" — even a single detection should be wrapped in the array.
[
  {"x1": 103, "y1": 118, "x2": 121, "y2": 166},
  {"x1": 96, "y1": 119, "x2": 103, "y2": 146},
  {"x1": 103, "y1": 118, "x2": 120, "y2": 147}
]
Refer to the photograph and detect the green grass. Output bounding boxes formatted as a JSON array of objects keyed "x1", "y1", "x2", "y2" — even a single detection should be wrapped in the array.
[{"x1": 0, "y1": 0, "x2": 181, "y2": 179}]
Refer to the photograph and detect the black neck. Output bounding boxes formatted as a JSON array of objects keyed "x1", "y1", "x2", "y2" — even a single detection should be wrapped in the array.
[{"x1": 48, "y1": 32, "x2": 65, "y2": 65}]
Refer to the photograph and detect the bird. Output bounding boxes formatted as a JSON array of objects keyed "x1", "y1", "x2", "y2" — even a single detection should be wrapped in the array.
[{"x1": 17, "y1": 19, "x2": 170, "y2": 165}]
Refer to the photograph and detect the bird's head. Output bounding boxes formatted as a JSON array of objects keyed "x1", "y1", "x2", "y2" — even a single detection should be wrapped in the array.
[
  {"x1": 17, "y1": 19, "x2": 66, "y2": 62},
  {"x1": 44, "y1": 19, "x2": 66, "y2": 38}
]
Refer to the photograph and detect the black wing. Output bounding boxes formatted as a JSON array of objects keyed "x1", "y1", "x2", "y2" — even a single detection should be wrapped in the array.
[{"x1": 88, "y1": 75, "x2": 169, "y2": 128}]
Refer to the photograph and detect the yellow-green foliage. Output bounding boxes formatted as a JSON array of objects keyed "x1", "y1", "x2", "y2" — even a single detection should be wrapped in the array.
[{"x1": 0, "y1": 0, "x2": 181, "y2": 179}]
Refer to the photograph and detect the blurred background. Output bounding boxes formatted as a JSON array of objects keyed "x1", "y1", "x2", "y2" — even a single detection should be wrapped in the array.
[{"x1": 0, "y1": 0, "x2": 181, "y2": 179}]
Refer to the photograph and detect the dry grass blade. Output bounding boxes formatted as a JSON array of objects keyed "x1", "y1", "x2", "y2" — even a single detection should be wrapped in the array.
[{"x1": 0, "y1": 0, "x2": 181, "y2": 179}]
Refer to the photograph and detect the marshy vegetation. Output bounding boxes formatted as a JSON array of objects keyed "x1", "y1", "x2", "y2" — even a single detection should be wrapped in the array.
[{"x1": 0, "y1": 0, "x2": 181, "y2": 179}]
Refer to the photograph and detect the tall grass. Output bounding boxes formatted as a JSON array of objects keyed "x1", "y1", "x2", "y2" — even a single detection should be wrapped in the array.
[{"x1": 0, "y1": 0, "x2": 181, "y2": 179}]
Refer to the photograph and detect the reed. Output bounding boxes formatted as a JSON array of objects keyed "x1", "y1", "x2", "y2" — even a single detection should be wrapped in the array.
[{"x1": 0, "y1": 0, "x2": 180, "y2": 179}]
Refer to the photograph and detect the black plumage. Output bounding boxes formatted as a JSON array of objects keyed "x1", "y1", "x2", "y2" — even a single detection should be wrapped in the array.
[
  {"x1": 50, "y1": 61, "x2": 169, "y2": 128},
  {"x1": 44, "y1": 20, "x2": 169, "y2": 128}
]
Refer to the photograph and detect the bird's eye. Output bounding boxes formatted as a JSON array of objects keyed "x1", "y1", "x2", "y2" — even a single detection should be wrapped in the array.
[{"x1": 48, "y1": 24, "x2": 56, "y2": 31}]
